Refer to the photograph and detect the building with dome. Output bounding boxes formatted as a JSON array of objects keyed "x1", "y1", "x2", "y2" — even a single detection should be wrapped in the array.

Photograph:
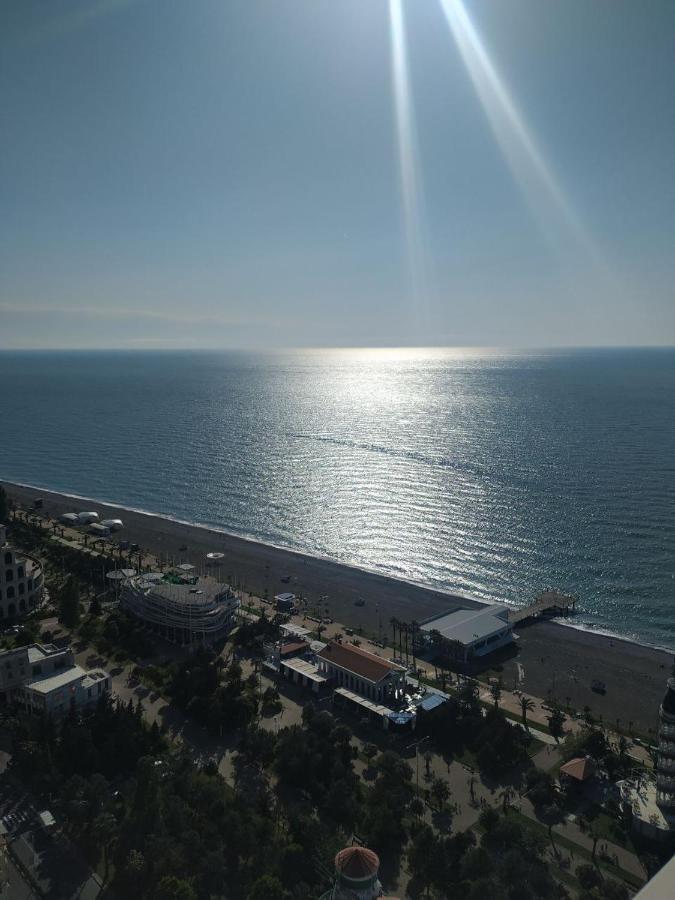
[
  {"x1": 0, "y1": 524, "x2": 44, "y2": 622},
  {"x1": 319, "y1": 844, "x2": 398, "y2": 900}
]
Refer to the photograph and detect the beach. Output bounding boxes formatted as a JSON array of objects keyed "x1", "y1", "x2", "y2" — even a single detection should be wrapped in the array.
[{"x1": 4, "y1": 480, "x2": 672, "y2": 734}]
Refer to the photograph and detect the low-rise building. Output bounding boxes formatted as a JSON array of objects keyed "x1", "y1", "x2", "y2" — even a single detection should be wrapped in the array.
[
  {"x1": 0, "y1": 642, "x2": 73, "y2": 702},
  {"x1": 317, "y1": 641, "x2": 406, "y2": 705},
  {"x1": 419, "y1": 604, "x2": 514, "y2": 665},
  {"x1": 0, "y1": 524, "x2": 44, "y2": 621},
  {"x1": 0, "y1": 643, "x2": 111, "y2": 717}
]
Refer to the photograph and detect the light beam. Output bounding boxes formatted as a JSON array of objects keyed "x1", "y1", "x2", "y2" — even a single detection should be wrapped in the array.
[
  {"x1": 389, "y1": 0, "x2": 429, "y2": 317},
  {"x1": 438, "y1": 0, "x2": 600, "y2": 263}
]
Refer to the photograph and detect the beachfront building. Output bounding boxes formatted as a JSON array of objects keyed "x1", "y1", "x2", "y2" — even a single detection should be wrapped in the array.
[
  {"x1": 619, "y1": 670, "x2": 675, "y2": 840},
  {"x1": 419, "y1": 605, "x2": 514, "y2": 666},
  {"x1": 319, "y1": 844, "x2": 397, "y2": 900},
  {"x1": 0, "y1": 643, "x2": 111, "y2": 717},
  {"x1": 121, "y1": 573, "x2": 239, "y2": 646},
  {"x1": 655, "y1": 671, "x2": 675, "y2": 825},
  {"x1": 317, "y1": 641, "x2": 406, "y2": 704},
  {"x1": 0, "y1": 523, "x2": 44, "y2": 621}
]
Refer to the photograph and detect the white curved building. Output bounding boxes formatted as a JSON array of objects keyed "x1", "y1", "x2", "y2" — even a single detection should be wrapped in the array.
[
  {"x1": 121, "y1": 574, "x2": 238, "y2": 646},
  {"x1": 0, "y1": 524, "x2": 44, "y2": 621}
]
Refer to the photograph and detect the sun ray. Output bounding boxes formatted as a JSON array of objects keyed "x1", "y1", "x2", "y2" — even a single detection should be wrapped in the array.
[
  {"x1": 438, "y1": 0, "x2": 601, "y2": 265},
  {"x1": 389, "y1": 0, "x2": 429, "y2": 319}
]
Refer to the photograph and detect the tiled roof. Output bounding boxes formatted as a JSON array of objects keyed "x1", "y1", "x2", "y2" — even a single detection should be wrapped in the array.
[
  {"x1": 335, "y1": 846, "x2": 379, "y2": 880},
  {"x1": 318, "y1": 641, "x2": 404, "y2": 684}
]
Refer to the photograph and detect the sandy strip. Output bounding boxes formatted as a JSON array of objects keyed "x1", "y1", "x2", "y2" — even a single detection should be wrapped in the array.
[{"x1": 3, "y1": 480, "x2": 671, "y2": 734}]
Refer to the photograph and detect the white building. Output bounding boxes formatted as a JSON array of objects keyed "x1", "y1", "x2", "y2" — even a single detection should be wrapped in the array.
[
  {"x1": 0, "y1": 643, "x2": 111, "y2": 717},
  {"x1": 121, "y1": 573, "x2": 239, "y2": 645},
  {"x1": 419, "y1": 605, "x2": 514, "y2": 665},
  {"x1": 0, "y1": 523, "x2": 44, "y2": 621},
  {"x1": 317, "y1": 641, "x2": 406, "y2": 704}
]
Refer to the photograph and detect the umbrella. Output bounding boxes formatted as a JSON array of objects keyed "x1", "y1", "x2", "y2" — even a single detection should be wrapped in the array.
[
  {"x1": 206, "y1": 552, "x2": 224, "y2": 560},
  {"x1": 178, "y1": 563, "x2": 195, "y2": 571},
  {"x1": 105, "y1": 570, "x2": 125, "y2": 581}
]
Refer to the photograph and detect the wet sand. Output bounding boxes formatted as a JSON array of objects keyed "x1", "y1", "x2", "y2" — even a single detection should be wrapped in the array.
[{"x1": 4, "y1": 481, "x2": 672, "y2": 734}]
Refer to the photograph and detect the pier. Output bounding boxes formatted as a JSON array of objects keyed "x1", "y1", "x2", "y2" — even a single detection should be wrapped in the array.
[{"x1": 508, "y1": 589, "x2": 577, "y2": 626}]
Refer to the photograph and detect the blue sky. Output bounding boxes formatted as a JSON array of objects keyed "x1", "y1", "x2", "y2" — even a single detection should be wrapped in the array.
[{"x1": 2, "y1": 0, "x2": 674, "y2": 349}]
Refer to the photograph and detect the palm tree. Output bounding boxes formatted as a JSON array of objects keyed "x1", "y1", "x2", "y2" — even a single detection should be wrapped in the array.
[
  {"x1": 390, "y1": 617, "x2": 398, "y2": 653},
  {"x1": 520, "y1": 695, "x2": 535, "y2": 725},
  {"x1": 489, "y1": 680, "x2": 502, "y2": 710},
  {"x1": 430, "y1": 777, "x2": 450, "y2": 811}
]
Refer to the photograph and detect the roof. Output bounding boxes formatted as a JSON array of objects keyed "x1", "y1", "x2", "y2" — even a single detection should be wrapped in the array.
[
  {"x1": 319, "y1": 641, "x2": 405, "y2": 684},
  {"x1": 280, "y1": 657, "x2": 328, "y2": 684},
  {"x1": 279, "y1": 640, "x2": 309, "y2": 657},
  {"x1": 560, "y1": 756, "x2": 596, "y2": 782},
  {"x1": 420, "y1": 605, "x2": 511, "y2": 646},
  {"x1": 335, "y1": 687, "x2": 393, "y2": 717},
  {"x1": 636, "y1": 853, "x2": 675, "y2": 898},
  {"x1": 27, "y1": 644, "x2": 66, "y2": 664},
  {"x1": 28, "y1": 665, "x2": 86, "y2": 695},
  {"x1": 280, "y1": 623, "x2": 311, "y2": 638},
  {"x1": 129, "y1": 576, "x2": 231, "y2": 606},
  {"x1": 335, "y1": 846, "x2": 379, "y2": 880},
  {"x1": 417, "y1": 692, "x2": 447, "y2": 712},
  {"x1": 38, "y1": 810, "x2": 56, "y2": 828}
]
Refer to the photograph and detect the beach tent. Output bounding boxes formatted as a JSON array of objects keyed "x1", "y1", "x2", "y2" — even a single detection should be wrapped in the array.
[
  {"x1": 178, "y1": 563, "x2": 195, "y2": 571},
  {"x1": 560, "y1": 756, "x2": 596, "y2": 782}
]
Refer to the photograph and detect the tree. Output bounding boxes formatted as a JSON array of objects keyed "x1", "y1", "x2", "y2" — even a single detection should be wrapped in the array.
[
  {"x1": 92, "y1": 811, "x2": 117, "y2": 881},
  {"x1": 155, "y1": 876, "x2": 197, "y2": 900},
  {"x1": 547, "y1": 704, "x2": 566, "y2": 741},
  {"x1": 519, "y1": 695, "x2": 535, "y2": 725},
  {"x1": 430, "y1": 776, "x2": 450, "y2": 811},
  {"x1": 59, "y1": 575, "x2": 81, "y2": 628},
  {"x1": 489, "y1": 680, "x2": 502, "y2": 710},
  {"x1": 248, "y1": 874, "x2": 287, "y2": 900}
]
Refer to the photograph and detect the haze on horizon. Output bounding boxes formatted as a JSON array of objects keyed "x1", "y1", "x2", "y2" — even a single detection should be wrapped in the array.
[{"x1": 2, "y1": 0, "x2": 675, "y2": 351}]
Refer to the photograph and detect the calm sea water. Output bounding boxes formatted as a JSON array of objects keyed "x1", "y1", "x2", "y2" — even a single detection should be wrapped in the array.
[{"x1": 0, "y1": 347, "x2": 673, "y2": 648}]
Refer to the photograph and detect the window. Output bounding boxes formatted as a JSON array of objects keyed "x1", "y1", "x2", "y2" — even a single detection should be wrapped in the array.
[
  {"x1": 18, "y1": 583, "x2": 25, "y2": 595},
  {"x1": 5, "y1": 570, "x2": 13, "y2": 582},
  {"x1": 8, "y1": 604, "x2": 15, "y2": 617},
  {"x1": 3, "y1": 552, "x2": 11, "y2": 565},
  {"x1": 87, "y1": 688, "x2": 92, "y2": 698},
  {"x1": 33, "y1": 665, "x2": 42, "y2": 676},
  {"x1": 6, "y1": 587, "x2": 14, "y2": 600},
  {"x1": 19, "y1": 599, "x2": 25, "y2": 612},
  {"x1": 17, "y1": 567, "x2": 24, "y2": 579}
]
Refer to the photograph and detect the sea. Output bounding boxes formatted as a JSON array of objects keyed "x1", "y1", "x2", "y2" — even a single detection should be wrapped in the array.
[{"x1": 0, "y1": 347, "x2": 673, "y2": 650}]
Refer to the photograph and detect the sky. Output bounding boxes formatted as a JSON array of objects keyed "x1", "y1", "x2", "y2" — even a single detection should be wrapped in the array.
[{"x1": 1, "y1": 0, "x2": 675, "y2": 350}]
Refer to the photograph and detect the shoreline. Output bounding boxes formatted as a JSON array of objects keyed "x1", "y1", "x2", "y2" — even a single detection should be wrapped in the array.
[{"x1": 3, "y1": 478, "x2": 673, "y2": 733}]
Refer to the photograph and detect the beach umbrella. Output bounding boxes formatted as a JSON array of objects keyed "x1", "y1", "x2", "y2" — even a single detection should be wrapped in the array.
[
  {"x1": 178, "y1": 563, "x2": 195, "y2": 571},
  {"x1": 105, "y1": 570, "x2": 125, "y2": 581},
  {"x1": 206, "y1": 552, "x2": 224, "y2": 560}
]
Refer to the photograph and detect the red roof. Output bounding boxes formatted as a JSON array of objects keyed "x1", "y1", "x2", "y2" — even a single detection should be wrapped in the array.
[
  {"x1": 319, "y1": 641, "x2": 405, "y2": 684},
  {"x1": 335, "y1": 846, "x2": 379, "y2": 880},
  {"x1": 279, "y1": 640, "x2": 309, "y2": 658},
  {"x1": 560, "y1": 756, "x2": 596, "y2": 782}
]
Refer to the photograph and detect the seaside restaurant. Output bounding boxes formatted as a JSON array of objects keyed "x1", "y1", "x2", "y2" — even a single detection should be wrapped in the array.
[{"x1": 419, "y1": 605, "x2": 514, "y2": 666}]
